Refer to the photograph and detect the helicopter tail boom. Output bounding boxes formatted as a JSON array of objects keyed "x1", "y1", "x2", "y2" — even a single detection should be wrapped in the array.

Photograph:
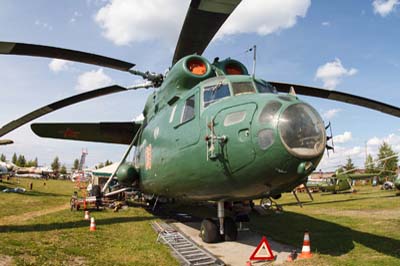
[{"x1": 31, "y1": 122, "x2": 141, "y2": 145}]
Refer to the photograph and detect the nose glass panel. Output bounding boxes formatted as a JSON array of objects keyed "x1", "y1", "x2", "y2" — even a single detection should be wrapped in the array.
[{"x1": 279, "y1": 104, "x2": 325, "y2": 158}]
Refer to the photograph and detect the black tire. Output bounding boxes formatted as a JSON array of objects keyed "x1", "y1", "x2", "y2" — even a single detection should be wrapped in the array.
[
  {"x1": 223, "y1": 217, "x2": 237, "y2": 241},
  {"x1": 200, "y1": 218, "x2": 220, "y2": 243},
  {"x1": 91, "y1": 185, "x2": 102, "y2": 197}
]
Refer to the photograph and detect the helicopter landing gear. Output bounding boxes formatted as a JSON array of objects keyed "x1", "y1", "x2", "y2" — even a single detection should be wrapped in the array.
[
  {"x1": 200, "y1": 219, "x2": 220, "y2": 243},
  {"x1": 260, "y1": 197, "x2": 283, "y2": 212},
  {"x1": 199, "y1": 201, "x2": 238, "y2": 243}
]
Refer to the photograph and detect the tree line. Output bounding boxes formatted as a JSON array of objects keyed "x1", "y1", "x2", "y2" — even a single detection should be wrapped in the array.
[
  {"x1": 338, "y1": 141, "x2": 398, "y2": 175},
  {"x1": 1, "y1": 153, "x2": 113, "y2": 175},
  {"x1": 0, "y1": 153, "x2": 38, "y2": 167}
]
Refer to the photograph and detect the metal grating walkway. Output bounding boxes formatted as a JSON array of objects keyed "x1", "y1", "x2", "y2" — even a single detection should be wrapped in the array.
[{"x1": 152, "y1": 221, "x2": 224, "y2": 266}]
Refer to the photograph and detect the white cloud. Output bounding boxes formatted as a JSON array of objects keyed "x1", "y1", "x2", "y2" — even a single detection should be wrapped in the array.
[
  {"x1": 373, "y1": 0, "x2": 399, "y2": 17},
  {"x1": 218, "y1": 0, "x2": 310, "y2": 37},
  {"x1": 322, "y1": 108, "x2": 341, "y2": 120},
  {"x1": 367, "y1": 134, "x2": 400, "y2": 150},
  {"x1": 321, "y1": 21, "x2": 330, "y2": 26},
  {"x1": 49, "y1": 59, "x2": 73, "y2": 73},
  {"x1": 134, "y1": 113, "x2": 144, "y2": 122},
  {"x1": 95, "y1": 0, "x2": 188, "y2": 46},
  {"x1": 315, "y1": 58, "x2": 358, "y2": 89},
  {"x1": 334, "y1": 131, "x2": 352, "y2": 144},
  {"x1": 94, "y1": 0, "x2": 311, "y2": 47},
  {"x1": 70, "y1": 11, "x2": 81, "y2": 23},
  {"x1": 75, "y1": 68, "x2": 113, "y2": 92},
  {"x1": 319, "y1": 132, "x2": 400, "y2": 171},
  {"x1": 367, "y1": 137, "x2": 382, "y2": 146},
  {"x1": 318, "y1": 145, "x2": 364, "y2": 171},
  {"x1": 34, "y1": 20, "x2": 53, "y2": 31}
]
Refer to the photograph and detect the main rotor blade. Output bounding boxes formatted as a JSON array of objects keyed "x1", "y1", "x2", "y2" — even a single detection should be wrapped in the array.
[
  {"x1": 0, "y1": 139, "x2": 13, "y2": 145},
  {"x1": 0, "y1": 85, "x2": 127, "y2": 137},
  {"x1": 270, "y1": 82, "x2": 400, "y2": 118},
  {"x1": 0, "y1": 42, "x2": 135, "y2": 71},
  {"x1": 31, "y1": 122, "x2": 140, "y2": 145},
  {"x1": 172, "y1": 0, "x2": 242, "y2": 64}
]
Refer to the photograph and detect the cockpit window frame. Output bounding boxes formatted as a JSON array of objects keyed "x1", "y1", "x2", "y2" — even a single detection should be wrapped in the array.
[{"x1": 202, "y1": 80, "x2": 231, "y2": 108}]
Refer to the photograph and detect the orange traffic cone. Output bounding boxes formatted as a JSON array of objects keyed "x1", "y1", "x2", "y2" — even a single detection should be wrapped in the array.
[
  {"x1": 298, "y1": 231, "x2": 312, "y2": 259},
  {"x1": 84, "y1": 211, "x2": 90, "y2": 220},
  {"x1": 89, "y1": 217, "x2": 96, "y2": 231}
]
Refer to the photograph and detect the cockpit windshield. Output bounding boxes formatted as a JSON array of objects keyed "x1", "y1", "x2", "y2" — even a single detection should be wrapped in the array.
[
  {"x1": 203, "y1": 83, "x2": 230, "y2": 107},
  {"x1": 231, "y1": 82, "x2": 256, "y2": 95},
  {"x1": 256, "y1": 82, "x2": 277, "y2": 94}
]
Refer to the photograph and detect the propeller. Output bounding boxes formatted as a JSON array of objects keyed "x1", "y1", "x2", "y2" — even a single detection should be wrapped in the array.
[
  {"x1": 172, "y1": 0, "x2": 242, "y2": 64},
  {"x1": 0, "y1": 42, "x2": 135, "y2": 71},
  {"x1": 270, "y1": 82, "x2": 400, "y2": 118}
]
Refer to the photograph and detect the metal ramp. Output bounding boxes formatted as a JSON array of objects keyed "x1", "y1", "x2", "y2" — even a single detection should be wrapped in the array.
[{"x1": 152, "y1": 221, "x2": 224, "y2": 266}]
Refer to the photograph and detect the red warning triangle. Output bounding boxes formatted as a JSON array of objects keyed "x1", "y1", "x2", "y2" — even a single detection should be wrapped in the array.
[{"x1": 249, "y1": 236, "x2": 275, "y2": 261}]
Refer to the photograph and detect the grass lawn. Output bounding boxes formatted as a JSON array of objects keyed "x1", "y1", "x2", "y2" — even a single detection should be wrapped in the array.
[
  {"x1": 0, "y1": 178, "x2": 178, "y2": 266},
  {"x1": 250, "y1": 187, "x2": 400, "y2": 266},
  {"x1": 162, "y1": 186, "x2": 400, "y2": 266},
  {"x1": 1, "y1": 178, "x2": 399, "y2": 266}
]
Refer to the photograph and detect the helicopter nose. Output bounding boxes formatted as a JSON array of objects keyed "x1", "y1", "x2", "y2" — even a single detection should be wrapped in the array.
[
  {"x1": 255, "y1": 101, "x2": 326, "y2": 159},
  {"x1": 278, "y1": 103, "x2": 326, "y2": 159}
]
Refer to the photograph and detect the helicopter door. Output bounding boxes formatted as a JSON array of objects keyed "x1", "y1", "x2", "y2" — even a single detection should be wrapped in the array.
[
  {"x1": 213, "y1": 103, "x2": 257, "y2": 173},
  {"x1": 174, "y1": 92, "x2": 200, "y2": 148}
]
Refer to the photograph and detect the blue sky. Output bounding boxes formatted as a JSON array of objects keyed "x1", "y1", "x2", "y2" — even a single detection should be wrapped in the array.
[{"x1": 0, "y1": 0, "x2": 399, "y2": 170}]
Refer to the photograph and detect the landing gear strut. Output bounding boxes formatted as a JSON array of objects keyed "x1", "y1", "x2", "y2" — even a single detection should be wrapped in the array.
[{"x1": 199, "y1": 201, "x2": 238, "y2": 243}]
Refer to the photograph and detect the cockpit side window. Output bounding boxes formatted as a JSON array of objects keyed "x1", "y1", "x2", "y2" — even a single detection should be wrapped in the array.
[
  {"x1": 181, "y1": 95, "x2": 195, "y2": 123},
  {"x1": 203, "y1": 83, "x2": 230, "y2": 107},
  {"x1": 256, "y1": 82, "x2": 278, "y2": 94}
]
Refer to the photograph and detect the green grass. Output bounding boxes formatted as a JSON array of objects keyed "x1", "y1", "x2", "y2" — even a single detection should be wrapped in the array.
[
  {"x1": 162, "y1": 186, "x2": 400, "y2": 266},
  {"x1": 1, "y1": 179, "x2": 399, "y2": 266},
  {"x1": 0, "y1": 178, "x2": 178, "y2": 266},
  {"x1": 249, "y1": 187, "x2": 400, "y2": 266}
]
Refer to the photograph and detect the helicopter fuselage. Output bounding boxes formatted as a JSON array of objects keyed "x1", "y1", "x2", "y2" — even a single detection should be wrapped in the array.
[{"x1": 136, "y1": 59, "x2": 326, "y2": 201}]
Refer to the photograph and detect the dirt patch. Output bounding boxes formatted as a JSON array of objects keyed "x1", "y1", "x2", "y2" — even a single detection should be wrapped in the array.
[
  {"x1": 0, "y1": 203, "x2": 70, "y2": 225},
  {"x1": 63, "y1": 256, "x2": 86, "y2": 266},
  {"x1": 0, "y1": 255, "x2": 13, "y2": 266}
]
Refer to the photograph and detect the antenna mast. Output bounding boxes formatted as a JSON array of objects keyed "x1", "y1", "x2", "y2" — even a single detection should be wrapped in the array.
[{"x1": 252, "y1": 45, "x2": 257, "y2": 77}]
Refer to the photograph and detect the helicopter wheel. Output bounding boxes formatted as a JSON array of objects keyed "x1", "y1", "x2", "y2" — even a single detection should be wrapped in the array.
[
  {"x1": 200, "y1": 218, "x2": 220, "y2": 243},
  {"x1": 223, "y1": 217, "x2": 237, "y2": 241}
]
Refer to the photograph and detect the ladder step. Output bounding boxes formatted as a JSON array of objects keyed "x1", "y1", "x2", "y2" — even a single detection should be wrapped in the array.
[
  {"x1": 188, "y1": 257, "x2": 215, "y2": 264},
  {"x1": 180, "y1": 250, "x2": 201, "y2": 255},
  {"x1": 193, "y1": 260, "x2": 216, "y2": 266}
]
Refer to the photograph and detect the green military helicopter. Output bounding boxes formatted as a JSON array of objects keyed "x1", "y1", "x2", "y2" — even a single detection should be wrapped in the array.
[
  {"x1": 307, "y1": 154, "x2": 399, "y2": 194},
  {"x1": 1, "y1": 0, "x2": 400, "y2": 243}
]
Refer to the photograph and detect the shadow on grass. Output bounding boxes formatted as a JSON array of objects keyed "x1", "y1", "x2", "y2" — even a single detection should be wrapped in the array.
[
  {"x1": 157, "y1": 202, "x2": 400, "y2": 259},
  {"x1": 250, "y1": 211, "x2": 400, "y2": 259},
  {"x1": 25, "y1": 191, "x2": 68, "y2": 197},
  {"x1": 0, "y1": 216, "x2": 155, "y2": 233}
]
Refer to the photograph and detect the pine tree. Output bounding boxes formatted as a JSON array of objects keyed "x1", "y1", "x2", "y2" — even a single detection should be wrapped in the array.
[
  {"x1": 344, "y1": 157, "x2": 355, "y2": 172},
  {"x1": 60, "y1": 165, "x2": 67, "y2": 175},
  {"x1": 365, "y1": 154, "x2": 376, "y2": 173},
  {"x1": 0, "y1": 154, "x2": 6, "y2": 162},
  {"x1": 12, "y1": 153, "x2": 17, "y2": 164},
  {"x1": 17, "y1": 155, "x2": 26, "y2": 167},
  {"x1": 51, "y1": 156, "x2": 60, "y2": 173},
  {"x1": 33, "y1": 157, "x2": 38, "y2": 167},
  {"x1": 377, "y1": 142, "x2": 398, "y2": 175},
  {"x1": 73, "y1": 159, "x2": 80, "y2": 170}
]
